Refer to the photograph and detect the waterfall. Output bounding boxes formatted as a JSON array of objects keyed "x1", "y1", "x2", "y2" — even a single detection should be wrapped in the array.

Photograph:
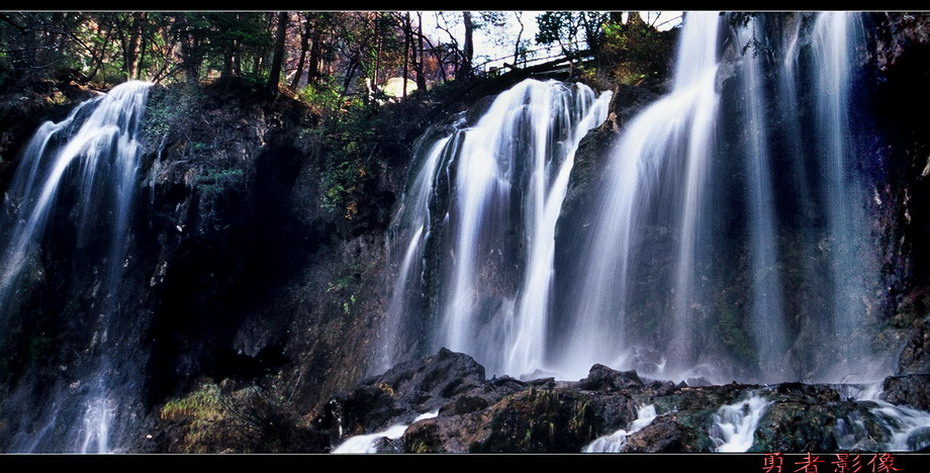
[
  {"x1": 0, "y1": 81, "x2": 151, "y2": 452},
  {"x1": 583, "y1": 404, "x2": 658, "y2": 452},
  {"x1": 332, "y1": 410, "x2": 439, "y2": 454},
  {"x1": 739, "y1": 17, "x2": 789, "y2": 381},
  {"x1": 553, "y1": 11, "x2": 723, "y2": 380},
  {"x1": 552, "y1": 11, "x2": 886, "y2": 383},
  {"x1": 384, "y1": 79, "x2": 611, "y2": 377},
  {"x1": 384, "y1": 11, "x2": 890, "y2": 386},
  {"x1": 810, "y1": 12, "x2": 884, "y2": 382},
  {"x1": 709, "y1": 394, "x2": 772, "y2": 452}
]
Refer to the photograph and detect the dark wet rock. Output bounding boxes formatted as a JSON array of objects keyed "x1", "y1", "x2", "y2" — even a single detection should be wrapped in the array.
[
  {"x1": 644, "y1": 380, "x2": 681, "y2": 397},
  {"x1": 403, "y1": 418, "x2": 444, "y2": 453},
  {"x1": 577, "y1": 364, "x2": 644, "y2": 392},
  {"x1": 527, "y1": 377, "x2": 557, "y2": 388},
  {"x1": 895, "y1": 317, "x2": 930, "y2": 376},
  {"x1": 772, "y1": 383, "x2": 841, "y2": 403},
  {"x1": 404, "y1": 410, "x2": 497, "y2": 453},
  {"x1": 882, "y1": 374, "x2": 930, "y2": 411},
  {"x1": 752, "y1": 401, "x2": 886, "y2": 452},
  {"x1": 468, "y1": 387, "x2": 632, "y2": 452},
  {"x1": 490, "y1": 375, "x2": 527, "y2": 390},
  {"x1": 906, "y1": 426, "x2": 930, "y2": 452},
  {"x1": 302, "y1": 346, "x2": 930, "y2": 453},
  {"x1": 370, "y1": 347, "x2": 487, "y2": 412},
  {"x1": 624, "y1": 414, "x2": 703, "y2": 452},
  {"x1": 686, "y1": 377, "x2": 712, "y2": 387},
  {"x1": 440, "y1": 395, "x2": 489, "y2": 416},
  {"x1": 337, "y1": 384, "x2": 402, "y2": 434},
  {"x1": 318, "y1": 349, "x2": 519, "y2": 447},
  {"x1": 370, "y1": 436, "x2": 404, "y2": 453}
]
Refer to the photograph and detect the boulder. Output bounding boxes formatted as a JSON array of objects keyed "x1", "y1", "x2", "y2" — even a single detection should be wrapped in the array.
[
  {"x1": 577, "y1": 364, "x2": 645, "y2": 392},
  {"x1": 882, "y1": 374, "x2": 930, "y2": 411}
]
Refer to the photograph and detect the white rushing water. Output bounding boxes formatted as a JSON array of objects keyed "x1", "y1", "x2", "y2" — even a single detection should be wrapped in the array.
[
  {"x1": 833, "y1": 384, "x2": 930, "y2": 451},
  {"x1": 739, "y1": 18, "x2": 789, "y2": 382},
  {"x1": 871, "y1": 402, "x2": 930, "y2": 451},
  {"x1": 385, "y1": 11, "x2": 891, "y2": 387},
  {"x1": 709, "y1": 394, "x2": 772, "y2": 452},
  {"x1": 556, "y1": 11, "x2": 722, "y2": 380},
  {"x1": 332, "y1": 410, "x2": 439, "y2": 454},
  {"x1": 583, "y1": 404, "x2": 658, "y2": 453},
  {"x1": 384, "y1": 78, "x2": 611, "y2": 377},
  {"x1": 810, "y1": 12, "x2": 885, "y2": 383},
  {"x1": 381, "y1": 130, "x2": 457, "y2": 368},
  {"x1": 0, "y1": 80, "x2": 151, "y2": 453}
]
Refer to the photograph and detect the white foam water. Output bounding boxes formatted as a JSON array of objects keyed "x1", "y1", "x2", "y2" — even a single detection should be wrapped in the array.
[
  {"x1": 332, "y1": 410, "x2": 439, "y2": 454},
  {"x1": 583, "y1": 404, "x2": 658, "y2": 452}
]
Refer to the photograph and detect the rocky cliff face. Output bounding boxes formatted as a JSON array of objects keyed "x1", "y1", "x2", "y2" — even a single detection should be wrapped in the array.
[
  {"x1": 4, "y1": 12, "x2": 930, "y2": 453},
  {"x1": 145, "y1": 12, "x2": 930, "y2": 451}
]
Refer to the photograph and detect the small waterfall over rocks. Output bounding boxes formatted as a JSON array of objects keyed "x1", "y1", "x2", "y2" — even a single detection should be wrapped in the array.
[{"x1": 0, "y1": 81, "x2": 151, "y2": 452}]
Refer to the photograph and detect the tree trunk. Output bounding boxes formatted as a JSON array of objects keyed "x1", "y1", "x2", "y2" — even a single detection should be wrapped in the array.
[
  {"x1": 267, "y1": 11, "x2": 288, "y2": 95},
  {"x1": 179, "y1": 15, "x2": 202, "y2": 84},
  {"x1": 342, "y1": 57, "x2": 358, "y2": 97},
  {"x1": 372, "y1": 20, "x2": 382, "y2": 89},
  {"x1": 513, "y1": 12, "x2": 524, "y2": 67},
  {"x1": 415, "y1": 12, "x2": 427, "y2": 90},
  {"x1": 222, "y1": 46, "x2": 234, "y2": 79},
  {"x1": 307, "y1": 26, "x2": 323, "y2": 86},
  {"x1": 290, "y1": 15, "x2": 310, "y2": 90},
  {"x1": 456, "y1": 11, "x2": 474, "y2": 81},
  {"x1": 402, "y1": 12, "x2": 410, "y2": 97},
  {"x1": 125, "y1": 12, "x2": 145, "y2": 80}
]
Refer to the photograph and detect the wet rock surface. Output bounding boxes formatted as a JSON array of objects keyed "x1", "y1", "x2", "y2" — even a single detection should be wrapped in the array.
[
  {"x1": 306, "y1": 349, "x2": 930, "y2": 453},
  {"x1": 883, "y1": 374, "x2": 930, "y2": 411}
]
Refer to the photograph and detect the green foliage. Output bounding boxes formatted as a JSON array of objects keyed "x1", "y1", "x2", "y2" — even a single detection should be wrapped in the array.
[
  {"x1": 194, "y1": 162, "x2": 246, "y2": 232},
  {"x1": 716, "y1": 307, "x2": 756, "y2": 366},
  {"x1": 159, "y1": 381, "x2": 304, "y2": 453},
  {"x1": 326, "y1": 275, "x2": 354, "y2": 293},
  {"x1": 314, "y1": 98, "x2": 380, "y2": 220},
  {"x1": 535, "y1": 11, "x2": 609, "y2": 54},
  {"x1": 143, "y1": 82, "x2": 204, "y2": 148},
  {"x1": 298, "y1": 73, "x2": 379, "y2": 220},
  {"x1": 598, "y1": 17, "x2": 675, "y2": 85},
  {"x1": 327, "y1": 272, "x2": 359, "y2": 315},
  {"x1": 298, "y1": 81, "x2": 346, "y2": 117},
  {"x1": 320, "y1": 151, "x2": 366, "y2": 218},
  {"x1": 197, "y1": 167, "x2": 244, "y2": 198},
  {"x1": 188, "y1": 12, "x2": 274, "y2": 80},
  {"x1": 161, "y1": 382, "x2": 223, "y2": 421}
]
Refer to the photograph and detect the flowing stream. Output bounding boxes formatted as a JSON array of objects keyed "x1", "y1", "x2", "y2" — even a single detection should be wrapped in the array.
[
  {"x1": 386, "y1": 12, "x2": 891, "y2": 385},
  {"x1": 0, "y1": 81, "x2": 150, "y2": 452},
  {"x1": 383, "y1": 79, "x2": 612, "y2": 377}
]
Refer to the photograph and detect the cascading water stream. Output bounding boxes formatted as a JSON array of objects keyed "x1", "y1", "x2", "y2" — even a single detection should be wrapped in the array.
[
  {"x1": 505, "y1": 85, "x2": 613, "y2": 374},
  {"x1": 810, "y1": 12, "x2": 883, "y2": 382},
  {"x1": 709, "y1": 394, "x2": 772, "y2": 452},
  {"x1": 386, "y1": 11, "x2": 892, "y2": 389},
  {"x1": 332, "y1": 410, "x2": 439, "y2": 454},
  {"x1": 583, "y1": 404, "x2": 658, "y2": 452},
  {"x1": 0, "y1": 81, "x2": 150, "y2": 452},
  {"x1": 739, "y1": 18, "x2": 789, "y2": 381},
  {"x1": 382, "y1": 130, "x2": 458, "y2": 368},
  {"x1": 384, "y1": 79, "x2": 611, "y2": 377},
  {"x1": 554, "y1": 11, "x2": 722, "y2": 380}
]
